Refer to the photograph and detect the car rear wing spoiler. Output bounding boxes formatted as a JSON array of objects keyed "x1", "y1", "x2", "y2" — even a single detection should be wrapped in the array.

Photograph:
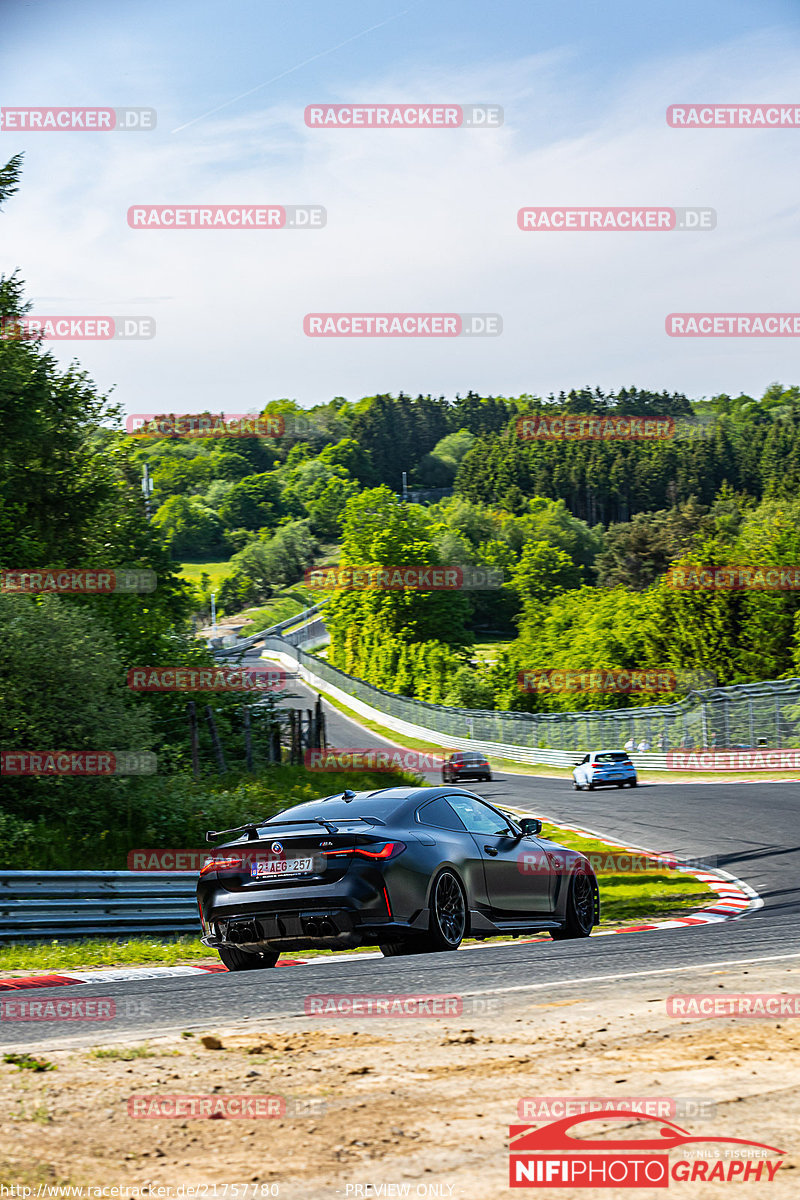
[
  {"x1": 206, "y1": 817, "x2": 339, "y2": 842},
  {"x1": 206, "y1": 815, "x2": 389, "y2": 842}
]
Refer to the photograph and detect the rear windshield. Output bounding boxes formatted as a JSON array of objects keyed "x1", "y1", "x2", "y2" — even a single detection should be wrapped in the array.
[
  {"x1": 264, "y1": 796, "x2": 402, "y2": 824},
  {"x1": 596, "y1": 752, "x2": 629, "y2": 763}
]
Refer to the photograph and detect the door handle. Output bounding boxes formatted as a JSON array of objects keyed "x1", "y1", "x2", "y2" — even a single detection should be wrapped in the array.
[{"x1": 483, "y1": 845, "x2": 499, "y2": 856}]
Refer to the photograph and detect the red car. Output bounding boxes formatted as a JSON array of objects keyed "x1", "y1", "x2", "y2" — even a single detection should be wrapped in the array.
[{"x1": 442, "y1": 751, "x2": 492, "y2": 783}]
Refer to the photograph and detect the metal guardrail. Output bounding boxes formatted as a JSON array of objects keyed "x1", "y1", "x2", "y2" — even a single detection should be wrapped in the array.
[
  {"x1": 217, "y1": 602, "x2": 327, "y2": 653},
  {"x1": 0, "y1": 872, "x2": 199, "y2": 941},
  {"x1": 262, "y1": 637, "x2": 800, "y2": 758}
]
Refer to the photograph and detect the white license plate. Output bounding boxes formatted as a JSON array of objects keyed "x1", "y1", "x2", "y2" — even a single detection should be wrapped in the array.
[{"x1": 251, "y1": 857, "x2": 314, "y2": 879}]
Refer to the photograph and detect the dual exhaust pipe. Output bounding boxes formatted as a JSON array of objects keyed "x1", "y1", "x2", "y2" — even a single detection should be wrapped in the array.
[{"x1": 302, "y1": 916, "x2": 337, "y2": 937}]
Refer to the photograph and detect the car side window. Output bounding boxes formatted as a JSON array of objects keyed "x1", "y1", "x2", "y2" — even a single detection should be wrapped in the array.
[
  {"x1": 446, "y1": 795, "x2": 511, "y2": 836},
  {"x1": 417, "y1": 798, "x2": 467, "y2": 832},
  {"x1": 580, "y1": 755, "x2": 590, "y2": 765}
]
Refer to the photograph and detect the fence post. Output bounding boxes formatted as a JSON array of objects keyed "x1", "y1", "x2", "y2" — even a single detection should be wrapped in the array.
[
  {"x1": 187, "y1": 701, "x2": 200, "y2": 781},
  {"x1": 243, "y1": 705, "x2": 253, "y2": 772},
  {"x1": 205, "y1": 706, "x2": 227, "y2": 775}
]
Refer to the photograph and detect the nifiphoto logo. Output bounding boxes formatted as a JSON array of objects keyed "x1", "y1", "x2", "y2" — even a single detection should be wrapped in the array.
[
  {"x1": 0, "y1": 106, "x2": 156, "y2": 131},
  {"x1": 303, "y1": 313, "x2": 502, "y2": 337},
  {"x1": 304, "y1": 103, "x2": 503, "y2": 128},
  {"x1": 509, "y1": 1111, "x2": 784, "y2": 1187},
  {"x1": 518, "y1": 207, "x2": 715, "y2": 231}
]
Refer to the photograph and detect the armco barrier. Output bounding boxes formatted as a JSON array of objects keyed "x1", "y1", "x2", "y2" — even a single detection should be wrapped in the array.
[
  {"x1": 0, "y1": 871, "x2": 199, "y2": 940},
  {"x1": 223, "y1": 602, "x2": 327, "y2": 653},
  {"x1": 259, "y1": 638, "x2": 800, "y2": 768}
]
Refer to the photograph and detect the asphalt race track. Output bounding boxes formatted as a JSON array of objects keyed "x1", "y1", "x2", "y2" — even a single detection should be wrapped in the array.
[{"x1": 4, "y1": 675, "x2": 800, "y2": 1050}]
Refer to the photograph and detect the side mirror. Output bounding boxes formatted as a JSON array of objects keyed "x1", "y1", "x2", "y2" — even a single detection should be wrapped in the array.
[{"x1": 518, "y1": 817, "x2": 542, "y2": 837}]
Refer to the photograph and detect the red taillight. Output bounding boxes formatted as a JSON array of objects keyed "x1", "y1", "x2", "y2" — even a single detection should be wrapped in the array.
[
  {"x1": 326, "y1": 842, "x2": 406, "y2": 860},
  {"x1": 199, "y1": 856, "x2": 243, "y2": 877}
]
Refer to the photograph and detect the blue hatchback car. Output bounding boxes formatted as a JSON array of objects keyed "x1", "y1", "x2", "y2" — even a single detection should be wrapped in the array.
[{"x1": 572, "y1": 750, "x2": 638, "y2": 790}]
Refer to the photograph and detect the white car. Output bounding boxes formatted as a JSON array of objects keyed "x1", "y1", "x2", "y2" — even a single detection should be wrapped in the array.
[{"x1": 572, "y1": 750, "x2": 638, "y2": 790}]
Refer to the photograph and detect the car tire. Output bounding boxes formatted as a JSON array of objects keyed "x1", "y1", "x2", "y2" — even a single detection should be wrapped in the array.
[
  {"x1": 485, "y1": 773, "x2": 493, "y2": 782},
  {"x1": 550, "y1": 866, "x2": 596, "y2": 940},
  {"x1": 586, "y1": 781, "x2": 594, "y2": 790},
  {"x1": 629, "y1": 779, "x2": 638, "y2": 787},
  {"x1": 616, "y1": 782, "x2": 624, "y2": 788},
  {"x1": 572, "y1": 780, "x2": 581, "y2": 790},
  {"x1": 218, "y1": 945, "x2": 280, "y2": 971},
  {"x1": 418, "y1": 869, "x2": 467, "y2": 952}
]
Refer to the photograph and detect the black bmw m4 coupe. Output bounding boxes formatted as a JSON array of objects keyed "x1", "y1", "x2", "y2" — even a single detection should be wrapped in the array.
[{"x1": 196, "y1": 785, "x2": 599, "y2": 970}]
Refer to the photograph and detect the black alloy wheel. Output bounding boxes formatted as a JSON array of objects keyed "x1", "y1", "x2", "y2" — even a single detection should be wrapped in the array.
[
  {"x1": 429, "y1": 869, "x2": 467, "y2": 950},
  {"x1": 550, "y1": 867, "x2": 596, "y2": 940}
]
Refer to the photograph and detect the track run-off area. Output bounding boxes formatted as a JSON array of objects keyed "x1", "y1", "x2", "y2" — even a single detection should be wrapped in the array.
[{"x1": 4, "y1": 676, "x2": 800, "y2": 1051}]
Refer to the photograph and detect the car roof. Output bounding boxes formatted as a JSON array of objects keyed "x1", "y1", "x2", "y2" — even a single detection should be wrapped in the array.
[{"x1": 264, "y1": 785, "x2": 494, "y2": 825}]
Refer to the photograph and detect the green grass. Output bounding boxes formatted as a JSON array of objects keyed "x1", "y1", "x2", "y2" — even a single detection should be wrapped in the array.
[
  {"x1": 471, "y1": 638, "x2": 511, "y2": 664},
  {"x1": 237, "y1": 596, "x2": 307, "y2": 632},
  {"x1": 3, "y1": 1053, "x2": 55, "y2": 1073},
  {"x1": 176, "y1": 560, "x2": 232, "y2": 588},
  {"x1": 90, "y1": 1044, "x2": 161, "y2": 1060}
]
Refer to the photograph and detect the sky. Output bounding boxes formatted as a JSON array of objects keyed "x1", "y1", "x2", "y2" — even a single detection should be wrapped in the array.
[{"x1": 2, "y1": 0, "x2": 800, "y2": 415}]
